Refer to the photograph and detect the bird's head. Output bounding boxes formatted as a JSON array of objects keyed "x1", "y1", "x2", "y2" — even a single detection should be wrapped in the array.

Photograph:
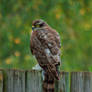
[{"x1": 32, "y1": 19, "x2": 48, "y2": 31}]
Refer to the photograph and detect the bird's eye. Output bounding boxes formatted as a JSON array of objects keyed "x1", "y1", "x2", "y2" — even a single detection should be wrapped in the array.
[{"x1": 40, "y1": 23, "x2": 44, "y2": 27}]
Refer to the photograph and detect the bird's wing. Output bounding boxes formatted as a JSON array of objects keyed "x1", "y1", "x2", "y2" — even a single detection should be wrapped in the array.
[
  {"x1": 37, "y1": 28, "x2": 61, "y2": 59},
  {"x1": 36, "y1": 28, "x2": 61, "y2": 79}
]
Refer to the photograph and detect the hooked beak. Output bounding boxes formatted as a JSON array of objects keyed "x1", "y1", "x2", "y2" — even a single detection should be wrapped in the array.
[{"x1": 32, "y1": 26, "x2": 35, "y2": 30}]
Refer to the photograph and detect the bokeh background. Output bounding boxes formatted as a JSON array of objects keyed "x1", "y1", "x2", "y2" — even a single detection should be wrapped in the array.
[{"x1": 0, "y1": 0, "x2": 92, "y2": 71}]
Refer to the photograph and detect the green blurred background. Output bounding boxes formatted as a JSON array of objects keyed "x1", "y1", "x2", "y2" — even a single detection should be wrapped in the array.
[{"x1": 0, "y1": 0, "x2": 92, "y2": 71}]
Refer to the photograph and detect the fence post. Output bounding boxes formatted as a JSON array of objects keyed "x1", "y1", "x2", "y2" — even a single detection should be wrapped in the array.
[
  {"x1": 4, "y1": 70, "x2": 25, "y2": 92},
  {"x1": 55, "y1": 72, "x2": 70, "y2": 92},
  {"x1": 70, "y1": 72, "x2": 92, "y2": 92},
  {"x1": 0, "y1": 69, "x2": 92, "y2": 92},
  {"x1": 26, "y1": 70, "x2": 42, "y2": 92}
]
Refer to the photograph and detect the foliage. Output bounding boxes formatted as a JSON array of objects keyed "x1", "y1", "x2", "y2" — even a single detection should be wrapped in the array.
[{"x1": 0, "y1": 0, "x2": 92, "y2": 71}]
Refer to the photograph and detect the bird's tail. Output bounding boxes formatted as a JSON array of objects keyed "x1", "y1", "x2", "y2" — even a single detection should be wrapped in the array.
[
  {"x1": 47, "y1": 64, "x2": 60, "y2": 80},
  {"x1": 43, "y1": 73, "x2": 55, "y2": 92}
]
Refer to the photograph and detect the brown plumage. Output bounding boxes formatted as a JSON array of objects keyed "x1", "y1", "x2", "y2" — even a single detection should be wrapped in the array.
[{"x1": 30, "y1": 19, "x2": 61, "y2": 92}]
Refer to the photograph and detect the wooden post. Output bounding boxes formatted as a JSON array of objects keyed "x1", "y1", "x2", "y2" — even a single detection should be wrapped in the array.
[
  {"x1": 70, "y1": 72, "x2": 92, "y2": 92},
  {"x1": 42, "y1": 72, "x2": 69, "y2": 92},
  {"x1": 0, "y1": 69, "x2": 92, "y2": 92},
  {"x1": 55, "y1": 72, "x2": 70, "y2": 92},
  {"x1": 4, "y1": 70, "x2": 25, "y2": 92},
  {"x1": 26, "y1": 70, "x2": 42, "y2": 92}
]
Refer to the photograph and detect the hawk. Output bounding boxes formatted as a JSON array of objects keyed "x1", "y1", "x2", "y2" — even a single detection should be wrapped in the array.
[{"x1": 30, "y1": 19, "x2": 61, "y2": 92}]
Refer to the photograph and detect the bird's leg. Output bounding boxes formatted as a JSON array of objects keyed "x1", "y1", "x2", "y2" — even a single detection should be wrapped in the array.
[
  {"x1": 32, "y1": 64, "x2": 42, "y2": 70},
  {"x1": 32, "y1": 64, "x2": 46, "y2": 80},
  {"x1": 56, "y1": 64, "x2": 60, "y2": 77},
  {"x1": 42, "y1": 70, "x2": 45, "y2": 80}
]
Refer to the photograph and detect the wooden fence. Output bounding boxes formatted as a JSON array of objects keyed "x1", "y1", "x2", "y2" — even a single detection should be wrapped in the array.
[{"x1": 0, "y1": 69, "x2": 92, "y2": 92}]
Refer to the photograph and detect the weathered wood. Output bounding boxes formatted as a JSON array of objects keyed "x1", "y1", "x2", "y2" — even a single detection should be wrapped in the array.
[
  {"x1": 55, "y1": 72, "x2": 70, "y2": 92},
  {"x1": 4, "y1": 70, "x2": 25, "y2": 92},
  {"x1": 0, "y1": 71, "x2": 3, "y2": 92},
  {"x1": 83, "y1": 72, "x2": 92, "y2": 92},
  {"x1": 70, "y1": 72, "x2": 83, "y2": 92},
  {"x1": 70, "y1": 72, "x2": 92, "y2": 92},
  {"x1": 0, "y1": 69, "x2": 92, "y2": 92},
  {"x1": 26, "y1": 70, "x2": 42, "y2": 92}
]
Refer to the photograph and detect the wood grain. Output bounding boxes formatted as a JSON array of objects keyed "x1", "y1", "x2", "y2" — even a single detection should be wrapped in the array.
[
  {"x1": 70, "y1": 72, "x2": 92, "y2": 92},
  {"x1": 0, "y1": 69, "x2": 91, "y2": 92},
  {"x1": 26, "y1": 70, "x2": 42, "y2": 92},
  {"x1": 55, "y1": 72, "x2": 70, "y2": 92},
  {"x1": 4, "y1": 70, "x2": 25, "y2": 92}
]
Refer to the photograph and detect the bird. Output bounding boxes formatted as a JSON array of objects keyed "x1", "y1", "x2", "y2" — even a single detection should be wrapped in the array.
[{"x1": 30, "y1": 19, "x2": 61, "y2": 92}]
